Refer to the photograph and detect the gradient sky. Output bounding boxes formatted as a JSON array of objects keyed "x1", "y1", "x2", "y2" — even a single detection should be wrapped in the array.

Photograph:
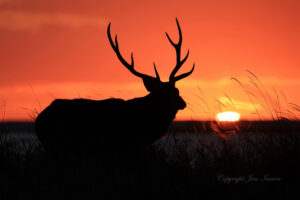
[{"x1": 0, "y1": 0, "x2": 299, "y2": 121}]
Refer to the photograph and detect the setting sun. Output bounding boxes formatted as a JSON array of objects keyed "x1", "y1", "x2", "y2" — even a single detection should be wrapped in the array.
[{"x1": 216, "y1": 112, "x2": 241, "y2": 122}]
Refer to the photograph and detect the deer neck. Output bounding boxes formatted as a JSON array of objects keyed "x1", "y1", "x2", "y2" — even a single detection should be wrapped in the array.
[{"x1": 145, "y1": 93, "x2": 178, "y2": 121}]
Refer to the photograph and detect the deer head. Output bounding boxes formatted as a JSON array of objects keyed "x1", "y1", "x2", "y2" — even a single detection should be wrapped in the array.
[{"x1": 107, "y1": 18, "x2": 194, "y2": 113}]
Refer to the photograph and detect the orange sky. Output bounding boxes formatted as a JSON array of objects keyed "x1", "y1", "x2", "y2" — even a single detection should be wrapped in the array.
[{"x1": 0, "y1": 0, "x2": 300, "y2": 121}]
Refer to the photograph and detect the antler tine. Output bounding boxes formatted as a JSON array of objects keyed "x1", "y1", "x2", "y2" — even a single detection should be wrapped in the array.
[
  {"x1": 107, "y1": 23, "x2": 157, "y2": 80},
  {"x1": 168, "y1": 18, "x2": 193, "y2": 82},
  {"x1": 153, "y1": 62, "x2": 160, "y2": 80},
  {"x1": 165, "y1": 18, "x2": 182, "y2": 48},
  {"x1": 173, "y1": 63, "x2": 195, "y2": 82}
]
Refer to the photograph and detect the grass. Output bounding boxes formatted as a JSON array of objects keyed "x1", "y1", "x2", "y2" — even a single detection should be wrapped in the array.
[
  {"x1": 0, "y1": 121, "x2": 299, "y2": 200},
  {"x1": 231, "y1": 70, "x2": 300, "y2": 120}
]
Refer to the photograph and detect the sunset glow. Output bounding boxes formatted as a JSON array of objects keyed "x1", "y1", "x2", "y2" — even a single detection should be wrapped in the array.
[
  {"x1": 216, "y1": 112, "x2": 241, "y2": 122},
  {"x1": 0, "y1": 0, "x2": 299, "y2": 121}
]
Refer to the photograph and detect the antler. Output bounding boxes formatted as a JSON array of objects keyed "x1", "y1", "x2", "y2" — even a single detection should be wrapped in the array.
[
  {"x1": 167, "y1": 18, "x2": 195, "y2": 82},
  {"x1": 107, "y1": 23, "x2": 160, "y2": 81}
]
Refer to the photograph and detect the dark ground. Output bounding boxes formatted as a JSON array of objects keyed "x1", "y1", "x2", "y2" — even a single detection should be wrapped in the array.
[{"x1": 0, "y1": 121, "x2": 299, "y2": 200}]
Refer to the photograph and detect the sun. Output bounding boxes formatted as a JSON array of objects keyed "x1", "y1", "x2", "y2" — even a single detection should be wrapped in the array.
[{"x1": 216, "y1": 111, "x2": 241, "y2": 122}]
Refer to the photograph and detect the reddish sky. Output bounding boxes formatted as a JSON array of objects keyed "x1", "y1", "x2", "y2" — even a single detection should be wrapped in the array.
[{"x1": 0, "y1": 0, "x2": 300, "y2": 121}]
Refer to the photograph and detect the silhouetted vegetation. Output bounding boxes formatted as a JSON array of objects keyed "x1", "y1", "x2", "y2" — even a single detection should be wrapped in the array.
[{"x1": 0, "y1": 121, "x2": 299, "y2": 200}]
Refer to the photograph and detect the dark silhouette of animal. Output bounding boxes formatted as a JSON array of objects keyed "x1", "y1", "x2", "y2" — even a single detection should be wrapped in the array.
[{"x1": 35, "y1": 18, "x2": 195, "y2": 158}]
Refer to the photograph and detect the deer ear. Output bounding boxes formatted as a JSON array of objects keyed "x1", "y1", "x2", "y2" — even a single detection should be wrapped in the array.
[{"x1": 142, "y1": 77, "x2": 161, "y2": 92}]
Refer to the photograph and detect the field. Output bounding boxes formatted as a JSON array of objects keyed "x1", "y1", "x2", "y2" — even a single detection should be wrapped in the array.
[{"x1": 0, "y1": 120, "x2": 299, "y2": 200}]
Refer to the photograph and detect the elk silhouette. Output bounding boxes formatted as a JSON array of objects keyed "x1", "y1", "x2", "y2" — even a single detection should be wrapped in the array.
[{"x1": 35, "y1": 18, "x2": 195, "y2": 158}]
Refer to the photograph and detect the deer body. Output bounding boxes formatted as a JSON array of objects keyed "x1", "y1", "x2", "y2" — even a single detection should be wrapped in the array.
[
  {"x1": 36, "y1": 94, "x2": 181, "y2": 155},
  {"x1": 35, "y1": 19, "x2": 194, "y2": 158}
]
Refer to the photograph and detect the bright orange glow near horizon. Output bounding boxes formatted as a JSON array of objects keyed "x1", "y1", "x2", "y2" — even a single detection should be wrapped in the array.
[
  {"x1": 216, "y1": 112, "x2": 241, "y2": 122},
  {"x1": 0, "y1": 0, "x2": 300, "y2": 121}
]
